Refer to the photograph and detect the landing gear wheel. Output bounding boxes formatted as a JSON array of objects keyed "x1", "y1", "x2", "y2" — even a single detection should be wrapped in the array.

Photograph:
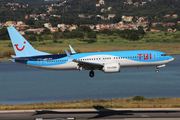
[
  {"x1": 155, "y1": 70, "x2": 159, "y2": 74},
  {"x1": 89, "y1": 70, "x2": 94, "y2": 77}
]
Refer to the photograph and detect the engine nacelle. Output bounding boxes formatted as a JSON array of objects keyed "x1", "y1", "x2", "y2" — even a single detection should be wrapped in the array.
[{"x1": 102, "y1": 63, "x2": 120, "y2": 73}]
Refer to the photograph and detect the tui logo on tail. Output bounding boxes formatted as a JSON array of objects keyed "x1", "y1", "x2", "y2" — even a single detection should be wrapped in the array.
[{"x1": 14, "y1": 41, "x2": 26, "y2": 51}]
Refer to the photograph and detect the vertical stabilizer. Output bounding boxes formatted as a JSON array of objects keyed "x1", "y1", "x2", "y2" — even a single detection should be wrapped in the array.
[{"x1": 7, "y1": 27, "x2": 51, "y2": 57}]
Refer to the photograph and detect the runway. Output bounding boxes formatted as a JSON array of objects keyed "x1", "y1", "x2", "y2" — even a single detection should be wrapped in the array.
[{"x1": 1, "y1": 108, "x2": 180, "y2": 120}]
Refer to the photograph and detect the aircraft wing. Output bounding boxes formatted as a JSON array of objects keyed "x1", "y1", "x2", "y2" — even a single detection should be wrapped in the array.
[
  {"x1": 65, "y1": 49, "x2": 103, "y2": 70},
  {"x1": 73, "y1": 59, "x2": 103, "y2": 70}
]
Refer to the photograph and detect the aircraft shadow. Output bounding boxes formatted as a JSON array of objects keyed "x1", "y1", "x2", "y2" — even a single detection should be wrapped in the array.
[{"x1": 32, "y1": 105, "x2": 180, "y2": 119}]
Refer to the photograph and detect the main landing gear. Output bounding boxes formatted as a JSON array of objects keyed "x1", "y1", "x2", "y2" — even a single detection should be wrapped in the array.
[{"x1": 89, "y1": 70, "x2": 94, "y2": 77}]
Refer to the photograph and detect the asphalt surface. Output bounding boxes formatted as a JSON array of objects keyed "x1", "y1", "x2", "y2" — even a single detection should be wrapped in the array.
[{"x1": 1, "y1": 108, "x2": 180, "y2": 120}]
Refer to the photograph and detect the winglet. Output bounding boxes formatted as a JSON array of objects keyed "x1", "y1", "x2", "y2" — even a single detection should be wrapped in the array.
[
  {"x1": 65, "y1": 49, "x2": 73, "y2": 62},
  {"x1": 69, "y1": 45, "x2": 76, "y2": 54}
]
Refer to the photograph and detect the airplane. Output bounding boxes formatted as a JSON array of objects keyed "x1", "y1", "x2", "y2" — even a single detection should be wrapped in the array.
[{"x1": 7, "y1": 27, "x2": 174, "y2": 77}]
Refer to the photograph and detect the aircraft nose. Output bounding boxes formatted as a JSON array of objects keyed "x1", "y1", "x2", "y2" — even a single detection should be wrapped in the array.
[
  {"x1": 167, "y1": 56, "x2": 175, "y2": 62},
  {"x1": 169, "y1": 57, "x2": 175, "y2": 62},
  {"x1": 172, "y1": 57, "x2": 175, "y2": 61}
]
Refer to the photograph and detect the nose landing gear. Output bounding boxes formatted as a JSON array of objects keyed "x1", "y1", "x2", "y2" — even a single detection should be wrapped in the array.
[
  {"x1": 89, "y1": 70, "x2": 94, "y2": 77},
  {"x1": 155, "y1": 69, "x2": 159, "y2": 74},
  {"x1": 155, "y1": 67, "x2": 159, "y2": 74},
  {"x1": 155, "y1": 64, "x2": 166, "y2": 74}
]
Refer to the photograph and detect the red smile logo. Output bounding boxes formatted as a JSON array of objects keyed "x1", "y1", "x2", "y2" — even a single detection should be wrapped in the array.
[{"x1": 14, "y1": 41, "x2": 26, "y2": 51}]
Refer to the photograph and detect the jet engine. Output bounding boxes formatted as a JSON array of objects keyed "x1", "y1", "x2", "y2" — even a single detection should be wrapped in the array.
[{"x1": 102, "y1": 63, "x2": 120, "y2": 73}]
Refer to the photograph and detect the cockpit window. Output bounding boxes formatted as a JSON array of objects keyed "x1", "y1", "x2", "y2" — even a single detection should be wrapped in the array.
[{"x1": 161, "y1": 54, "x2": 167, "y2": 56}]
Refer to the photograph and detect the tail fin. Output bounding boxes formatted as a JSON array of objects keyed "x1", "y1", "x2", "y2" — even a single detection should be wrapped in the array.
[{"x1": 7, "y1": 27, "x2": 51, "y2": 57}]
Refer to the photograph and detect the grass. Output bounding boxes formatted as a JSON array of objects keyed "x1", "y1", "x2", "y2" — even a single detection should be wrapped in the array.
[
  {"x1": 1, "y1": 31, "x2": 180, "y2": 62},
  {"x1": 0, "y1": 97, "x2": 180, "y2": 110}
]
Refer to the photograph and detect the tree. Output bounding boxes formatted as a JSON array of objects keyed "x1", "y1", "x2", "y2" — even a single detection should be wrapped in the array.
[
  {"x1": 37, "y1": 35, "x2": 43, "y2": 41},
  {"x1": 155, "y1": 24, "x2": 164, "y2": 31},
  {"x1": 99, "y1": 29, "x2": 113, "y2": 35},
  {"x1": 27, "y1": 9, "x2": 33, "y2": 14},
  {"x1": 77, "y1": 26, "x2": 93, "y2": 33},
  {"x1": 112, "y1": 15, "x2": 122, "y2": 23},
  {"x1": 177, "y1": 24, "x2": 180, "y2": 30},
  {"x1": 129, "y1": 33, "x2": 139, "y2": 41},
  {"x1": 87, "y1": 32, "x2": 97, "y2": 39},
  {"x1": 138, "y1": 26, "x2": 145, "y2": 35},
  {"x1": 41, "y1": 28, "x2": 51, "y2": 35},
  {"x1": 24, "y1": 19, "x2": 35, "y2": 26},
  {"x1": 69, "y1": 31, "x2": 84, "y2": 38},
  {"x1": 62, "y1": 29, "x2": 70, "y2": 38},
  {"x1": 132, "y1": 95, "x2": 145, "y2": 101},
  {"x1": 27, "y1": 35, "x2": 37, "y2": 41},
  {"x1": 0, "y1": 27, "x2": 10, "y2": 40},
  {"x1": 52, "y1": 31, "x2": 62, "y2": 39},
  {"x1": 63, "y1": 29, "x2": 70, "y2": 33}
]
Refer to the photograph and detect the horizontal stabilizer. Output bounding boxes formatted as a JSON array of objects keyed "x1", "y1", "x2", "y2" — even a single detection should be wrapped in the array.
[{"x1": 11, "y1": 55, "x2": 29, "y2": 61}]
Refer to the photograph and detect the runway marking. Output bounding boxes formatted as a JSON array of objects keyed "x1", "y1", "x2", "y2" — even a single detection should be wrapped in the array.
[
  {"x1": 141, "y1": 114, "x2": 149, "y2": 117},
  {"x1": 35, "y1": 118, "x2": 75, "y2": 120},
  {"x1": 35, "y1": 118, "x2": 42, "y2": 120}
]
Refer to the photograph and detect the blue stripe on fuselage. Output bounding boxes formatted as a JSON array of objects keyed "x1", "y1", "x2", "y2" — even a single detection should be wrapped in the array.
[
  {"x1": 12, "y1": 50, "x2": 171, "y2": 66},
  {"x1": 17, "y1": 54, "x2": 67, "y2": 61},
  {"x1": 70, "y1": 50, "x2": 168, "y2": 62}
]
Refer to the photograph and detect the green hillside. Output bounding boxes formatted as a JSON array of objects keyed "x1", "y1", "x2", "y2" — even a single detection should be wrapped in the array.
[{"x1": 1, "y1": 0, "x2": 180, "y2": 23}]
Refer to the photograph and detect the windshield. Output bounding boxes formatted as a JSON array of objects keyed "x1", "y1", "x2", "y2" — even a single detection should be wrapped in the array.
[{"x1": 161, "y1": 54, "x2": 167, "y2": 56}]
